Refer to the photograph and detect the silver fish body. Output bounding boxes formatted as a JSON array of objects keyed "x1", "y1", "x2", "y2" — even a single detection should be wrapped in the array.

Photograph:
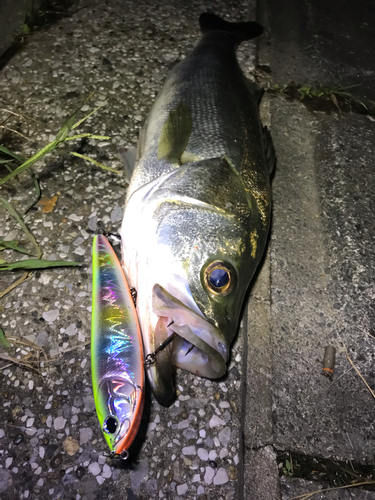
[{"x1": 121, "y1": 13, "x2": 274, "y2": 404}]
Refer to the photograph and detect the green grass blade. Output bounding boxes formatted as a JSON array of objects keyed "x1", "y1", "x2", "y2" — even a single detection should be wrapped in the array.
[
  {"x1": 0, "y1": 259, "x2": 82, "y2": 271},
  {"x1": 0, "y1": 239, "x2": 34, "y2": 255},
  {"x1": 0, "y1": 139, "x2": 59, "y2": 186},
  {"x1": 71, "y1": 152, "x2": 120, "y2": 174},
  {"x1": 55, "y1": 114, "x2": 78, "y2": 142},
  {"x1": 0, "y1": 159, "x2": 16, "y2": 165},
  {"x1": 24, "y1": 169, "x2": 41, "y2": 214},
  {"x1": 0, "y1": 328, "x2": 10, "y2": 348},
  {"x1": 65, "y1": 134, "x2": 111, "y2": 141},
  {"x1": 0, "y1": 196, "x2": 42, "y2": 258},
  {"x1": 0, "y1": 145, "x2": 25, "y2": 162},
  {"x1": 72, "y1": 100, "x2": 109, "y2": 130}
]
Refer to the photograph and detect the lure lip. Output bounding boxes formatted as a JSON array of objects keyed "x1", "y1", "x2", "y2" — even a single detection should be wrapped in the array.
[
  {"x1": 111, "y1": 387, "x2": 144, "y2": 457},
  {"x1": 91, "y1": 234, "x2": 145, "y2": 459},
  {"x1": 99, "y1": 376, "x2": 145, "y2": 457}
]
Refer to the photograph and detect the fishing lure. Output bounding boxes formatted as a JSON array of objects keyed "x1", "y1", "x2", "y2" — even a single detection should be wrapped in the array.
[{"x1": 91, "y1": 234, "x2": 144, "y2": 459}]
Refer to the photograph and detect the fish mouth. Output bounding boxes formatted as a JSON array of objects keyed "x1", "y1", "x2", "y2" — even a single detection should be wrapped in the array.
[{"x1": 148, "y1": 284, "x2": 228, "y2": 403}]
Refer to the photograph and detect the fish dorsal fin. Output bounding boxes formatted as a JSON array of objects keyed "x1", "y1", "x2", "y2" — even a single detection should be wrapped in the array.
[{"x1": 158, "y1": 103, "x2": 192, "y2": 164}]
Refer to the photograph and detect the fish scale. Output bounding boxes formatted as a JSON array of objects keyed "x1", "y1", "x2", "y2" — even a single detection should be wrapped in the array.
[{"x1": 126, "y1": 34, "x2": 268, "y2": 201}]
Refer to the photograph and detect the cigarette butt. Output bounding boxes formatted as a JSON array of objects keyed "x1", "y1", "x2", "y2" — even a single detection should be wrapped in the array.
[{"x1": 323, "y1": 346, "x2": 336, "y2": 380}]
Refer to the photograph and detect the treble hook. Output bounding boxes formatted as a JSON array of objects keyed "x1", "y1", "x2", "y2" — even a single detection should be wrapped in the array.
[
  {"x1": 144, "y1": 328, "x2": 177, "y2": 366},
  {"x1": 103, "y1": 449, "x2": 129, "y2": 460}
]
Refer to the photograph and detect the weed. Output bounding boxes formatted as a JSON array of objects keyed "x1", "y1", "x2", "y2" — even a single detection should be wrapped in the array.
[
  {"x1": 269, "y1": 82, "x2": 372, "y2": 115},
  {"x1": 0, "y1": 94, "x2": 115, "y2": 292}
]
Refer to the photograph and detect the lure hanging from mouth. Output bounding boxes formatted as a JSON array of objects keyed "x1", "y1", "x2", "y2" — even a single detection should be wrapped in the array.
[{"x1": 91, "y1": 235, "x2": 144, "y2": 459}]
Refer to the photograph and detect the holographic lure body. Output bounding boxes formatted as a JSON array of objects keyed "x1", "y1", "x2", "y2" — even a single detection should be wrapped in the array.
[{"x1": 91, "y1": 235, "x2": 144, "y2": 458}]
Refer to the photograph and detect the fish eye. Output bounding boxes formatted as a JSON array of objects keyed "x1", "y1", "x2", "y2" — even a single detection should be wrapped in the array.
[
  {"x1": 209, "y1": 268, "x2": 229, "y2": 288},
  {"x1": 103, "y1": 415, "x2": 118, "y2": 434},
  {"x1": 203, "y1": 261, "x2": 235, "y2": 296}
]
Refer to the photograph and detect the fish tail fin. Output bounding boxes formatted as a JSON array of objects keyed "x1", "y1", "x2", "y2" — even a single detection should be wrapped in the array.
[{"x1": 199, "y1": 12, "x2": 263, "y2": 43}]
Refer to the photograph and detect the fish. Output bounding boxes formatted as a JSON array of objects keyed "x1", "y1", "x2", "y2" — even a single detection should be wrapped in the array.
[
  {"x1": 91, "y1": 234, "x2": 144, "y2": 458},
  {"x1": 120, "y1": 13, "x2": 274, "y2": 405}
]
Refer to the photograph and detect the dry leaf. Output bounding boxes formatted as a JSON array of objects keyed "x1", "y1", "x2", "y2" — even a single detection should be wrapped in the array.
[{"x1": 38, "y1": 195, "x2": 58, "y2": 214}]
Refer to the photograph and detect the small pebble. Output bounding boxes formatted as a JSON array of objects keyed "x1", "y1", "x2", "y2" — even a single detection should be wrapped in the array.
[
  {"x1": 68, "y1": 214, "x2": 83, "y2": 222},
  {"x1": 197, "y1": 448, "x2": 208, "y2": 461},
  {"x1": 89, "y1": 462, "x2": 101, "y2": 476},
  {"x1": 177, "y1": 420, "x2": 189, "y2": 430},
  {"x1": 182, "y1": 446, "x2": 196, "y2": 456},
  {"x1": 177, "y1": 484, "x2": 188, "y2": 495},
  {"x1": 228, "y1": 466, "x2": 237, "y2": 480},
  {"x1": 42, "y1": 309, "x2": 59, "y2": 323},
  {"x1": 54, "y1": 417, "x2": 66, "y2": 430},
  {"x1": 209, "y1": 460, "x2": 217, "y2": 468},
  {"x1": 218, "y1": 427, "x2": 231, "y2": 446},
  {"x1": 26, "y1": 417, "x2": 34, "y2": 428},
  {"x1": 74, "y1": 381, "x2": 83, "y2": 391},
  {"x1": 204, "y1": 466, "x2": 215, "y2": 485},
  {"x1": 76, "y1": 466, "x2": 85, "y2": 479},
  {"x1": 204, "y1": 437, "x2": 214, "y2": 448},
  {"x1": 229, "y1": 400, "x2": 238, "y2": 413},
  {"x1": 13, "y1": 433, "x2": 24, "y2": 445},
  {"x1": 183, "y1": 428, "x2": 198, "y2": 439},
  {"x1": 209, "y1": 415, "x2": 225, "y2": 428},
  {"x1": 111, "y1": 205, "x2": 123, "y2": 223},
  {"x1": 102, "y1": 463, "x2": 112, "y2": 479},
  {"x1": 213, "y1": 467, "x2": 229, "y2": 485},
  {"x1": 88, "y1": 216, "x2": 97, "y2": 231},
  {"x1": 79, "y1": 427, "x2": 93, "y2": 445},
  {"x1": 51, "y1": 453, "x2": 63, "y2": 469}
]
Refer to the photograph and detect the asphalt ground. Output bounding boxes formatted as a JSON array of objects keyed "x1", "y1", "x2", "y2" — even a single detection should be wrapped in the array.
[{"x1": 0, "y1": 0, "x2": 374, "y2": 499}]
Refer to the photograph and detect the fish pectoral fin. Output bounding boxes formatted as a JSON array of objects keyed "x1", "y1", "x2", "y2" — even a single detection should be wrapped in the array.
[
  {"x1": 180, "y1": 151, "x2": 201, "y2": 164},
  {"x1": 157, "y1": 103, "x2": 192, "y2": 164},
  {"x1": 118, "y1": 146, "x2": 137, "y2": 182}
]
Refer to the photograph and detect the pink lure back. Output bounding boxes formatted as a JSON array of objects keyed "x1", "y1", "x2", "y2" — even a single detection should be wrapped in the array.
[{"x1": 91, "y1": 234, "x2": 144, "y2": 458}]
